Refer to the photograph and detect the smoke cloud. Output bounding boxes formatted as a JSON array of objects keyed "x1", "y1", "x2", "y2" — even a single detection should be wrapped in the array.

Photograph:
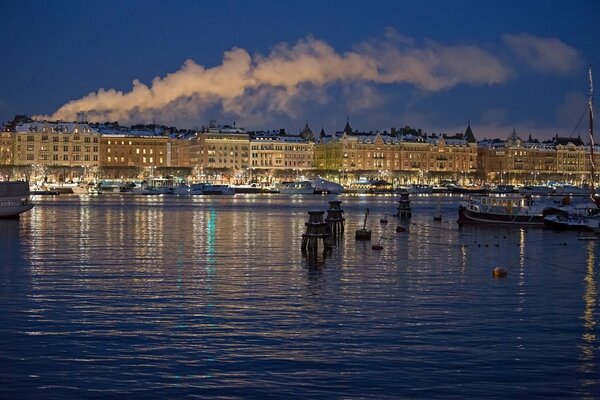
[{"x1": 36, "y1": 31, "x2": 573, "y2": 125}]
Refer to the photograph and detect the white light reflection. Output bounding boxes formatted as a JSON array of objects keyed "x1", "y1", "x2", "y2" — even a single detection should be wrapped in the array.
[{"x1": 579, "y1": 240, "x2": 597, "y2": 391}]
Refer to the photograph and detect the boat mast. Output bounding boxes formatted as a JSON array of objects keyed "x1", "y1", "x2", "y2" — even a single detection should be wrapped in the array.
[{"x1": 589, "y1": 65, "x2": 595, "y2": 202}]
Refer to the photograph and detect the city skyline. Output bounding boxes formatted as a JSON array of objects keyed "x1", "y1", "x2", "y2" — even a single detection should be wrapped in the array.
[{"x1": 1, "y1": 1, "x2": 599, "y2": 140}]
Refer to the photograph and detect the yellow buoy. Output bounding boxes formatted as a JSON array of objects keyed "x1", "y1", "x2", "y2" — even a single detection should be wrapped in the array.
[{"x1": 492, "y1": 267, "x2": 508, "y2": 278}]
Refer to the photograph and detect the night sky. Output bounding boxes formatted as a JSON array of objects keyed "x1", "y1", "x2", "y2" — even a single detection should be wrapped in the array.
[{"x1": 2, "y1": 0, "x2": 599, "y2": 139}]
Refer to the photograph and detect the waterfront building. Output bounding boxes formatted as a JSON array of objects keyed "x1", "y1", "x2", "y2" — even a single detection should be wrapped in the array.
[
  {"x1": 250, "y1": 130, "x2": 314, "y2": 171},
  {"x1": 477, "y1": 129, "x2": 598, "y2": 185},
  {"x1": 0, "y1": 125, "x2": 14, "y2": 166},
  {"x1": 188, "y1": 123, "x2": 250, "y2": 181},
  {"x1": 12, "y1": 121, "x2": 101, "y2": 182},
  {"x1": 97, "y1": 126, "x2": 170, "y2": 178},
  {"x1": 315, "y1": 121, "x2": 476, "y2": 185}
]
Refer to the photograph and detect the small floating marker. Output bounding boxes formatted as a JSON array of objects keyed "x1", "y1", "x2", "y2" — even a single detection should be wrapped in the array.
[
  {"x1": 492, "y1": 267, "x2": 508, "y2": 278},
  {"x1": 355, "y1": 208, "x2": 372, "y2": 240},
  {"x1": 380, "y1": 214, "x2": 388, "y2": 224},
  {"x1": 395, "y1": 226, "x2": 406, "y2": 233}
]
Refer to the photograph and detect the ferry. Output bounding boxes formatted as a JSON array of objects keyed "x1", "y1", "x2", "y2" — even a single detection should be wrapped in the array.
[
  {"x1": 458, "y1": 194, "x2": 548, "y2": 225},
  {"x1": 0, "y1": 181, "x2": 34, "y2": 218}
]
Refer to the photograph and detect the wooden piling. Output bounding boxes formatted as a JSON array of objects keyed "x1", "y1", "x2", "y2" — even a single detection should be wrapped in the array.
[{"x1": 301, "y1": 211, "x2": 332, "y2": 256}]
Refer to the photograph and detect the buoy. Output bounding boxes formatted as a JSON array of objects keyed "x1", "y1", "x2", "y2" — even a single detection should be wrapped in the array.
[
  {"x1": 355, "y1": 208, "x2": 372, "y2": 240},
  {"x1": 492, "y1": 267, "x2": 508, "y2": 278},
  {"x1": 396, "y1": 226, "x2": 406, "y2": 233}
]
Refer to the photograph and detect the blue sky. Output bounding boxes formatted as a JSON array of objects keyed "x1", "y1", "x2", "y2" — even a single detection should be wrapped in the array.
[{"x1": 1, "y1": 0, "x2": 599, "y2": 139}]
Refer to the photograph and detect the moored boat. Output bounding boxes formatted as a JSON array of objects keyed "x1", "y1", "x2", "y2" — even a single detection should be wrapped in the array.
[
  {"x1": 0, "y1": 181, "x2": 34, "y2": 218},
  {"x1": 174, "y1": 183, "x2": 235, "y2": 195},
  {"x1": 313, "y1": 177, "x2": 344, "y2": 194},
  {"x1": 278, "y1": 181, "x2": 317, "y2": 194},
  {"x1": 458, "y1": 194, "x2": 548, "y2": 225}
]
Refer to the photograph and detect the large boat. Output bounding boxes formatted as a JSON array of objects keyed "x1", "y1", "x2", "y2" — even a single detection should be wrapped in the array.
[
  {"x1": 0, "y1": 181, "x2": 34, "y2": 218},
  {"x1": 313, "y1": 177, "x2": 344, "y2": 194},
  {"x1": 278, "y1": 181, "x2": 317, "y2": 194},
  {"x1": 458, "y1": 194, "x2": 549, "y2": 225}
]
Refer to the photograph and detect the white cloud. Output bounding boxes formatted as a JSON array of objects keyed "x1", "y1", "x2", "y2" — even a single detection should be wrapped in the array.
[
  {"x1": 35, "y1": 32, "x2": 516, "y2": 124},
  {"x1": 502, "y1": 33, "x2": 581, "y2": 74}
]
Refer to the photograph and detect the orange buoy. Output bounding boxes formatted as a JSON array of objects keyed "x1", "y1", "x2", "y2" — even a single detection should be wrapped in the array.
[
  {"x1": 372, "y1": 244, "x2": 384, "y2": 250},
  {"x1": 492, "y1": 267, "x2": 508, "y2": 278},
  {"x1": 396, "y1": 226, "x2": 406, "y2": 233}
]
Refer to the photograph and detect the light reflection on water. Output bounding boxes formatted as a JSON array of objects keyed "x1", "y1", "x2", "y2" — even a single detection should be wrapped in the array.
[{"x1": 0, "y1": 194, "x2": 598, "y2": 398}]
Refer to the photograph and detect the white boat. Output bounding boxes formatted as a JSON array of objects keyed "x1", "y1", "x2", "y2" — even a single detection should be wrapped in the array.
[
  {"x1": 0, "y1": 181, "x2": 34, "y2": 218},
  {"x1": 458, "y1": 194, "x2": 549, "y2": 226},
  {"x1": 519, "y1": 185, "x2": 554, "y2": 196},
  {"x1": 278, "y1": 181, "x2": 316, "y2": 194},
  {"x1": 138, "y1": 177, "x2": 176, "y2": 195},
  {"x1": 70, "y1": 182, "x2": 101, "y2": 195},
  {"x1": 174, "y1": 183, "x2": 235, "y2": 195},
  {"x1": 542, "y1": 67, "x2": 600, "y2": 231},
  {"x1": 313, "y1": 177, "x2": 344, "y2": 194}
]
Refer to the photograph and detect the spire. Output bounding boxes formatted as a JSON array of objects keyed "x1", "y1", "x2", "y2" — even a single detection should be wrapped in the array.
[
  {"x1": 343, "y1": 117, "x2": 353, "y2": 136},
  {"x1": 300, "y1": 121, "x2": 314, "y2": 141},
  {"x1": 463, "y1": 120, "x2": 476, "y2": 143},
  {"x1": 319, "y1": 126, "x2": 326, "y2": 138}
]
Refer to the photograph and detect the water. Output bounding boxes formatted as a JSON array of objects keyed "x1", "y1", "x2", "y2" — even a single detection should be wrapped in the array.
[{"x1": 0, "y1": 194, "x2": 598, "y2": 399}]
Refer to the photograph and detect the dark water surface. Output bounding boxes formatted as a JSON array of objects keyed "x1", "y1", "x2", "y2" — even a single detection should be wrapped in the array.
[{"x1": 0, "y1": 194, "x2": 598, "y2": 399}]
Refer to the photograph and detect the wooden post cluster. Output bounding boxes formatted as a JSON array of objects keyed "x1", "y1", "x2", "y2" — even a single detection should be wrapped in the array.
[
  {"x1": 301, "y1": 211, "x2": 333, "y2": 255},
  {"x1": 325, "y1": 200, "x2": 345, "y2": 238},
  {"x1": 397, "y1": 192, "x2": 412, "y2": 217}
]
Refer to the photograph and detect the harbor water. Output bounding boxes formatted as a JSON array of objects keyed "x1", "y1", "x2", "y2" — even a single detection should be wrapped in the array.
[{"x1": 0, "y1": 194, "x2": 598, "y2": 398}]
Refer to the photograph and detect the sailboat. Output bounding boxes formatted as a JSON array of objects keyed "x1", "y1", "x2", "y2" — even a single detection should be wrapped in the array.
[{"x1": 543, "y1": 66, "x2": 600, "y2": 230}]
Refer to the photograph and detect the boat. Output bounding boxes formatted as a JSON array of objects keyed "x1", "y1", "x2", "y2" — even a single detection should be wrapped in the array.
[
  {"x1": 0, "y1": 181, "x2": 34, "y2": 218},
  {"x1": 346, "y1": 178, "x2": 393, "y2": 194},
  {"x1": 543, "y1": 208, "x2": 600, "y2": 230},
  {"x1": 542, "y1": 67, "x2": 600, "y2": 231},
  {"x1": 519, "y1": 185, "x2": 554, "y2": 196},
  {"x1": 174, "y1": 183, "x2": 235, "y2": 195},
  {"x1": 230, "y1": 183, "x2": 280, "y2": 194},
  {"x1": 312, "y1": 177, "x2": 344, "y2": 194},
  {"x1": 99, "y1": 180, "x2": 133, "y2": 193},
  {"x1": 134, "y1": 177, "x2": 176, "y2": 195},
  {"x1": 201, "y1": 184, "x2": 235, "y2": 195},
  {"x1": 70, "y1": 182, "x2": 101, "y2": 195},
  {"x1": 458, "y1": 194, "x2": 549, "y2": 225},
  {"x1": 278, "y1": 181, "x2": 317, "y2": 194}
]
